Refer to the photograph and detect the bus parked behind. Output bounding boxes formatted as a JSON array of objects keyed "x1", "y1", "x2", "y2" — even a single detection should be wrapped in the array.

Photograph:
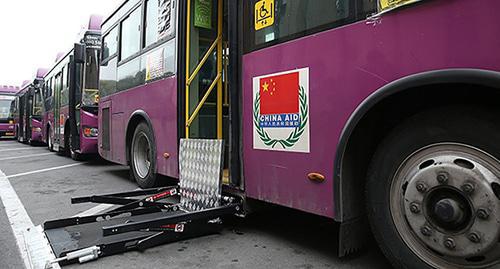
[
  {"x1": 42, "y1": 15, "x2": 102, "y2": 160},
  {"x1": 0, "y1": 85, "x2": 20, "y2": 138},
  {"x1": 14, "y1": 69, "x2": 47, "y2": 144}
]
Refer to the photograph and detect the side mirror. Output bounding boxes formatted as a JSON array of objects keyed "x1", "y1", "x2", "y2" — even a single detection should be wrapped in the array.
[{"x1": 74, "y1": 43, "x2": 85, "y2": 64}]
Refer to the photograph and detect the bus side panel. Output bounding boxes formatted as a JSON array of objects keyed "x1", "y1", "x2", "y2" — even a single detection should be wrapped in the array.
[
  {"x1": 31, "y1": 119, "x2": 43, "y2": 142},
  {"x1": 99, "y1": 76, "x2": 179, "y2": 178},
  {"x1": 80, "y1": 110, "x2": 98, "y2": 154},
  {"x1": 242, "y1": 0, "x2": 500, "y2": 219}
]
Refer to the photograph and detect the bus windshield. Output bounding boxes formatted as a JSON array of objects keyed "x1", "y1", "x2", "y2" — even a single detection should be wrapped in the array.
[
  {"x1": 82, "y1": 47, "x2": 100, "y2": 107},
  {"x1": 0, "y1": 95, "x2": 15, "y2": 120}
]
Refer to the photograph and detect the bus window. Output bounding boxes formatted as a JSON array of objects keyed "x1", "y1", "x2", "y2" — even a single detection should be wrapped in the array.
[
  {"x1": 33, "y1": 90, "x2": 43, "y2": 117},
  {"x1": 61, "y1": 66, "x2": 69, "y2": 107},
  {"x1": 245, "y1": 0, "x2": 353, "y2": 50},
  {"x1": 103, "y1": 27, "x2": 118, "y2": 61},
  {"x1": 120, "y1": 7, "x2": 142, "y2": 61},
  {"x1": 83, "y1": 46, "x2": 100, "y2": 106},
  {"x1": 145, "y1": 0, "x2": 160, "y2": 48}
]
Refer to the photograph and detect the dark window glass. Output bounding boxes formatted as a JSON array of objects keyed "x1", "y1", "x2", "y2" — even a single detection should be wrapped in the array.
[
  {"x1": 244, "y1": 0, "x2": 364, "y2": 51},
  {"x1": 83, "y1": 48, "x2": 100, "y2": 106},
  {"x1": 120, "y1": 7, "x2": 142, "y2": 60},
  {"x1": 103, "y1": 27, "x2": 118, "y2": 60},
  {"x1": 61, "y1": 66, "x2": 70, "y2": 107},
  {"x1": 33, "y1": 90, "x2": 43, "y2": 116},
  {"x1": 0, "y1": 95, "x2": 15, "y2": 119}
]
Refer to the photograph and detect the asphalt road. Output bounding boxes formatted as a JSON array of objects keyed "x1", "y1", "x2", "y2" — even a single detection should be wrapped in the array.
[{"x1": 0, "y1": 139, "x2": 391, "y2": 269}]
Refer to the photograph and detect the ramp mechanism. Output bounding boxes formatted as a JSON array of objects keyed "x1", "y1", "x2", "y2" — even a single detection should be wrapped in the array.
[{"x1": 44, "y1": 139, "x2": 241, "y2": 267}]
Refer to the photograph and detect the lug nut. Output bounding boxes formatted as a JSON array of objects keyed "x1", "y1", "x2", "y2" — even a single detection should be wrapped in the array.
[
  {"x1": 437, "y1": 172, "x2": 449, "y2": 184},
  {"x1": 444, "y1": 238, "x2": 456, "y2": 250},
  {"x1": 420, "y1": 226, "x2": 432, "y2": 237},
  {"x1": 410, "y1": 203, "x2": 421, "y2": 214},
  {"x1": 477, "y1": 208, "x2": 490, "y2": 220},
  {"x1": 416, "y1": 183, "x2": 428, "y2": 193},
  {"x1": 468, "y1": 232, "x2": 481, "y2": 243},
  {"x1": 461, "y1": 182, "x2": 475, "y2": 194}
]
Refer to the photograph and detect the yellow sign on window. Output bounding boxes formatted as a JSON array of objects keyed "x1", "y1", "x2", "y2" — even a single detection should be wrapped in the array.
[
  {"x1": 379, "y1": 0, "x2": 421, "y2": 12},
  {"x1": 254, "y1": 0, "x2": 274, "y2": 31}
]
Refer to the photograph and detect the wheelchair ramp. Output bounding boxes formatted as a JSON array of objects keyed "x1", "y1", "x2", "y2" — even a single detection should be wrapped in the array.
[{"x1": 43, "y1": 139, "x2": 241, "y2": 267}]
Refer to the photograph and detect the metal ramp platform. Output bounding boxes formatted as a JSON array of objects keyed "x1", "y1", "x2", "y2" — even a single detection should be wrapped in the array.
[{"x1": 43, "y1": 139, "x2": 241, "y2": 267}]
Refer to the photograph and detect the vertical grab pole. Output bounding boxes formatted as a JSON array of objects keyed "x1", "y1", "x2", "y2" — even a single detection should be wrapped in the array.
[
  {"x1": 216, "y1": 0, "x2": 223, "y2": 139},
  {"x1": 185, "y1": 0, "x2": 192, "y2": 139}
]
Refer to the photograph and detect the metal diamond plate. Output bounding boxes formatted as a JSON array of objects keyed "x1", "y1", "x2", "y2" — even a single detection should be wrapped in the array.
[{"x1": 179, "y1": 139, "x2": 224, "y2": 212}]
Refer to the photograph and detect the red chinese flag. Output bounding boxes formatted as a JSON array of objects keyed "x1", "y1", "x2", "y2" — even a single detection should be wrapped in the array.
[{"x1": 259, "y1": 72, "x2": 299, "y2": 115}]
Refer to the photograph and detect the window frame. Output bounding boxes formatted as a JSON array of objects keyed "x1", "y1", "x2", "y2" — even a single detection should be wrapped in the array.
[
  {"x1": 105, "y1": 0, "x2": 177, "y2": 68},
  {"x1": 119, "y1": 5, "x2": 144, "y2": 64},
  {"x1": 243, "y1": 0, "x2": 376, "y2": 53},
  {"x1": 102, "y1": 26, "x2": 119, "y2": 63}
]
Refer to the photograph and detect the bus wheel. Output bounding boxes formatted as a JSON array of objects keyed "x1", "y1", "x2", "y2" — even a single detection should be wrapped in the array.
[
  {"x1": 366, "y1": 107, "x2": 500, "y2": 269},
  {"x1": 130, "y1": 122, "x2": 157, "y2": 188}
]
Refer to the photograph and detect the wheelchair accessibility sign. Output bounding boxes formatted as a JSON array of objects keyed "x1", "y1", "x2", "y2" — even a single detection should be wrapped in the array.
[{"x1": 255, "y1": 0, "x2": 274, "y2": 30}]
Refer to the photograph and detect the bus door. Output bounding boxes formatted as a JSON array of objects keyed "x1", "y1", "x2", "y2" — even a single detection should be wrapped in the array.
[
  {"x1": 26, "y1": 87, "x2": 34, "y2": 141},
  {"x1": 184, "y1": 0, "x2": 232, "y2": 183},
  {"x1": 53, "y1": 73, "x2": 62, "y2": 149},
  {"x1": 18, "y1": 94, "x2": 25, "y2": 141}
]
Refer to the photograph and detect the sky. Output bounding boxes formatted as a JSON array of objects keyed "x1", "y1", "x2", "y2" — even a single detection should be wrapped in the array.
[{"x1": 0, "y1": 0, "x2": 123, "y2": 86}]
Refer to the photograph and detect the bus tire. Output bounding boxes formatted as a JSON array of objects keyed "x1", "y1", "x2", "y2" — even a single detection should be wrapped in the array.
[
  {"x1": 130, "y1": 122, "x2": 157, "y2": 188},
  {"x1": 366, "y1": 106, "x2": 500, "y2": 269}
]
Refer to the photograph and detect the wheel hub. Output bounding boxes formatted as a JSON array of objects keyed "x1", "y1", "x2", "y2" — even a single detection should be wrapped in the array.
[{"x1": 392, "y1": 143, "x2": 500, "y2": 268}]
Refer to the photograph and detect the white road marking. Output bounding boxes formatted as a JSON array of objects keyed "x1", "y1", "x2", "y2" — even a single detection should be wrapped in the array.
[
  {"x1": 7, "y1": 163, "x2": 84, "y2": 179},
  {"x1": 0, "y1": 168, "x2": 60, "y2": 269},
  {"x1": 73, "y1": 203, "x2": 115, "y2": 217},
  {"x1": 0, "y1": 147, "x2": 35, "y2": 152},
  {"x1": 0, "y1": 153, "x2": 53, "y2": 161},
  {"x1": 72, "y1": 188, "x2": 141, "y2": 217}
]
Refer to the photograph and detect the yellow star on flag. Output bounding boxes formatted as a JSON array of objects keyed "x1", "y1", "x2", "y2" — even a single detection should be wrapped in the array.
[{"x1": 262, "y1": 81, "x2": 269, "y2": 92}]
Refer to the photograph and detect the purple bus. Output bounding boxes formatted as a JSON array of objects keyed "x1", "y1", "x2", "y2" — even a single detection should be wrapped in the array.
[
  {"x1": 0, "y1": 85, "x2": 21, "y2": 138},
  {"x1": 42, "y1": 15, "x2": 102, "y2": 160},
  {"x1": 99, "y1": 0, "x2": 500, "y2": 268},
  {"x1": 14, "y1": 69, "x2": 47, "y2": 144}
]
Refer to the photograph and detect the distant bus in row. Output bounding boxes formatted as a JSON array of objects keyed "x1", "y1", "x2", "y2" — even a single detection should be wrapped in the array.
[
  {"x1": 0, "y1": 85, "x2": 21, "y2": 138},
  {"x1": 40, "y1": 15, "x2": 102, "y2": 160},
  {"x1": 13, "y1": 69, "x2": 47, "y2": 144}
]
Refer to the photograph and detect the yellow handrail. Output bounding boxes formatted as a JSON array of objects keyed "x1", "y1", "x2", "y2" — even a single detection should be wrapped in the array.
[
  {"x1": 185, "y1": 0, "x2": 192, "y2": 138},
  {"x1": 216, "y1": 0, "x2": 223, "y2": 139},
  {"x1": 186, "y1": 35, "x2": 221, "y2": 86},
  {"x1": 185, "y1": 0, "x2": 223, "y2": 139},
  {"x1": 186, "y1": 73, "x2": 222, "y2": 127}
]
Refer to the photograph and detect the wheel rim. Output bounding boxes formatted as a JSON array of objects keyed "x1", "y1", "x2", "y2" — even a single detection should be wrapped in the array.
[
  {"x1": 132, "y1": 132, "x2": 151, "y2": 179},
  {"x1": 390, "y1": 143, "x2": 500, "y2": 268}
]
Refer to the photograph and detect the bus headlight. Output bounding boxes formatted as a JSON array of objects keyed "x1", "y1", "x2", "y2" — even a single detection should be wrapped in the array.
[
  {"x1": 83, "y1": 127, "x2": 98, "y2": 137},
  {"x1": 32, "y1": 127, "x2": 42, "y2": 132},
  {"x1": 9, "y1": 120, "x2": 13, "y2": 124}
]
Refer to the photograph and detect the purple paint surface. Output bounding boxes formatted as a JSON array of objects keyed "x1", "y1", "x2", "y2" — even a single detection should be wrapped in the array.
[
  {"x1": 80, "y1": 110, "x2": 98, "y2": 153},
  {"x1": 31, "y1": 119, "x2": 43, "y2": 142},
  {"x1": 242, "y1": 0, "x2": 500, "y2": 218},
  {"x1": 99, "y1": 77, "x2": 179, "y2": 177}
]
